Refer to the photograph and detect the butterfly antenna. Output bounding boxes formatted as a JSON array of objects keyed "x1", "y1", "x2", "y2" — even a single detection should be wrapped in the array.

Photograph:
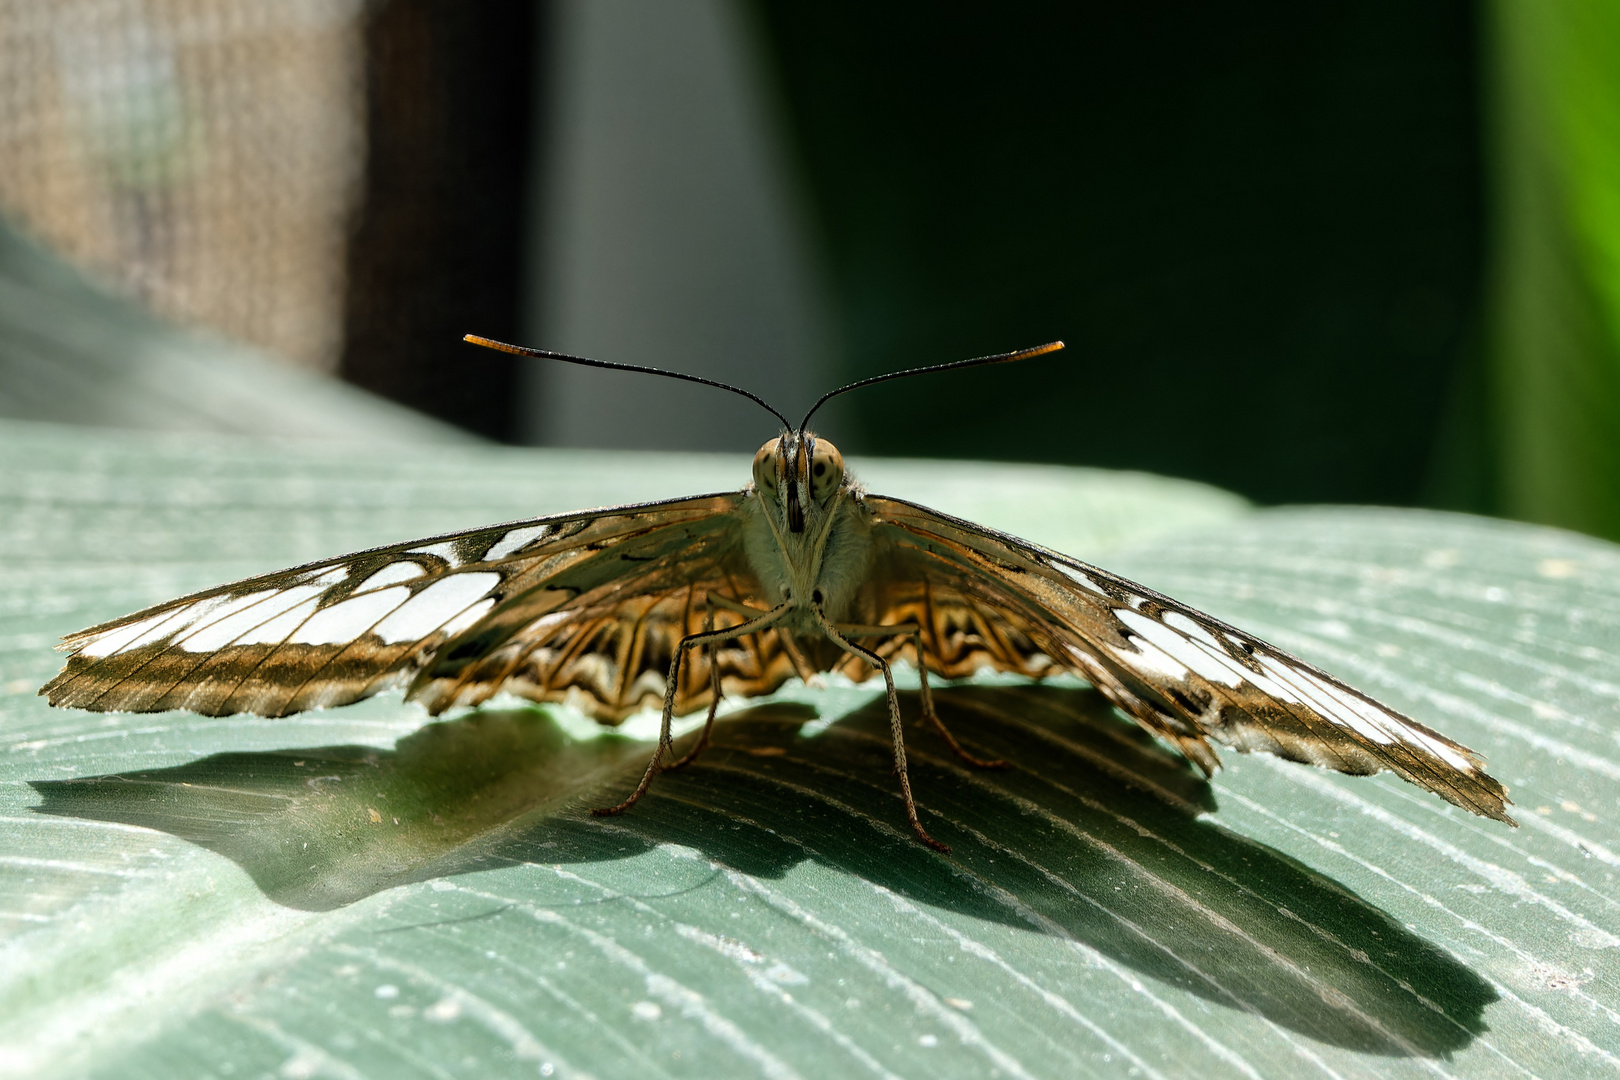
[
  {"x1": 464, "y1": 335, "x2": 793, "y2": 430},
  {"x1": 796, "y1": 341, "x2": 1064, "y2": 432}
]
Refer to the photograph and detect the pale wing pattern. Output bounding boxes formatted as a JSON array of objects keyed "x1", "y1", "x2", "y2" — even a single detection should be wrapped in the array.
[
  {"x1": 43, "y1": 493, "x2": 789, "y2": 721},
  {"x1": 857, "y1": 495, "x2": 1514, "y2": 823}
]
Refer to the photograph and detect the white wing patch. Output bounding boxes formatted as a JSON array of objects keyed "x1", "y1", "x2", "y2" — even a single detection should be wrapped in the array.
[
  {"x1": 439, "y1": 597, "x2": 497, "y2": 639},
  {"x1": 374, "y1": 573, "x2": 501, "y2": 644},
  {"x1": 63, "y1": 532, "x2": 515, "y2": 670},
  {"x1": 301, "y1": 566, "x2": 349, "y2": 587},
  {"x1": 92, "y1": 567, "x2": 506, "y2": 655},
  {"x1": 77, "y1": 612, "x2": 174, "y2": 658},
  {"x1": 1116, "y1": 609, "x2": 1244, "y2": 688},
  {"x1": 1101, "y1": 588, "x2": 1480, "y2": 775},
  {"x1": 236, "y1": 596, "x2": 322, "y2": 646},
  {"x1": 1056, "y1": 564, "x2": 1105, "y2": 595},
  {"x1": 1403, "y1": 725, "x2": 1476, "y2": 772},
  {"x1": 290, "y1": 587, "x2": 414, "y2": 646},
  {"x1": 125, "y1": 597, "x2": 234, "y2": 651},
  {"x1": 1107, "y1": 635, "x2": 1190, "y2": 682},
  {"x1": 1255, "y1": 658, "x2": 1394, "y2": 746},
  {"x1": 407, "y1": 541, "x2": 463, "y2": 567},
  {"x1": 80, "y1": 591, "x2": 253, "y2": 658},
  {"x1": 1162, "y1": 611, "x2": 1220, "y2": 647},
  {"x1": 485, "y1": 524, "x2": 551, "y2": 561},
  {"x1": 177, "y1": 591, "x2": 291, "y2": 651},
  {"x1": 356, "y1": 563, "x2": 428, "y2": 592}
]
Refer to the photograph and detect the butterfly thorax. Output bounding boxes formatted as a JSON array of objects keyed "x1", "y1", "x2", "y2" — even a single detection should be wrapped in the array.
[{"x1": 742, "y1": 431, "x2": 872, "y2": 630}]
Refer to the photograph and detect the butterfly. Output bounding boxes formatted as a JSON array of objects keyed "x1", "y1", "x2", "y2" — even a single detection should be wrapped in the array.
[{"x1": 41, "y1": 336, "x2": 1513, "y2": 852}]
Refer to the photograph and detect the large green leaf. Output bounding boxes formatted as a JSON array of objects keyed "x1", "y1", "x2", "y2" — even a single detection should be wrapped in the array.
[
  {"x1": 2, "y1": 418, "x2": 1616, "y2": 1078},
  {"x1": 1487, "y1": 0, "x2": 1620, "y2": 539}
]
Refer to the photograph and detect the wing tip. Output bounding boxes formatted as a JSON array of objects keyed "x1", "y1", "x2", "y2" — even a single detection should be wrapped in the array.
[
  {"x1": 1477, "y1": 797, "x2": 1518, "y2": 827},
  {"x1": 1447, "y1": 769, "x2": 1514, "y2": 826},
  {"x1": 38, "y1": 668, "x2": 81, "y2": 707}
]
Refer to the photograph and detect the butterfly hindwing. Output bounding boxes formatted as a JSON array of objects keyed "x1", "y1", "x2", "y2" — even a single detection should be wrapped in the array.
[
  {"x1": 402, "y1": 504, "x2": 796, "y2": 720},
  {"x1": 43, "y1": 493, "x2": 756, "y2": 719},
  {"x1": 861, "y1": 495, "x2": 1513, "y2": 823}
]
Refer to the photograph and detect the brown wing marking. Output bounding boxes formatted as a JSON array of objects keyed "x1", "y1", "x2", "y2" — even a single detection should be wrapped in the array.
[
  {"x1": 827, "y1": 574, "x2": 1056, "y2": 682},
  {"x1": 417, "y1": 579, "x2": 803, "y2": 723},
  {"x1": 860, "y1": 494, "x2": 1513, "y2": 824}
]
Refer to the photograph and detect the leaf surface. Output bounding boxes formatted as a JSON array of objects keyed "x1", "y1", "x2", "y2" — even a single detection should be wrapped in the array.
[{"x1": 2, "y1": 419, "x2": 1616, "y2": 1079}]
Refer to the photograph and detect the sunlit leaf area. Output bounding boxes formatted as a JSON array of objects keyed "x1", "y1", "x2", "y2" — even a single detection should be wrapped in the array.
[{"x1": 2, "y1": 420, "x2": 1616, "y2": 1079}]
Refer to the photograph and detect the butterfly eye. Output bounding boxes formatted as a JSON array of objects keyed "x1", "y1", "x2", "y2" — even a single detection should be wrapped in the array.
[
  {"x1": 809, "y1": 439, "x2": 844, "y2": 502},
  {"x1": 752, "y1": 440, "x2": 779, "y2": 495}
]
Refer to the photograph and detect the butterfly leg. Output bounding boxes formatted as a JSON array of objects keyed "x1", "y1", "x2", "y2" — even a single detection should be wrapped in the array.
[
  {"x1": 667, "y1": 602, "x2": 723, "y2": 771},
  {"x1": 832, "y1": 621, "x2": 1007, "y2": 771},
  {"x1": 905, "y1": 629, "x2": 1007, "y2": 770},
  {"x1": 592, "y1": 602, "x2": 789, "y2": 818},
  {"x1": 811, "y1": 608, "x2": 951, "y2": 854}
]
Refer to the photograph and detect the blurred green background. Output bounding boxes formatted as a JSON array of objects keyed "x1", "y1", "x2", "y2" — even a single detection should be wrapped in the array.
[{"x1": 1, "y1": 0, "x2": 1617, "y2": 539}]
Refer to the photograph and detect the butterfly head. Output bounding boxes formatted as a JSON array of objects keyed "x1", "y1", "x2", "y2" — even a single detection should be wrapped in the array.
[{"x1": 753, "y1": 432, "x2": 845, "y2": 534}]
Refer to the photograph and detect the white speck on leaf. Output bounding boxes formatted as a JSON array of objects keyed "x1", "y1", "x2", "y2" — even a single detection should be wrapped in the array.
[
  {"x1": 277, "y1": 1051, "x2": 322, "y2": 1080},
  {"x1": 763, "y1": 962, "x2": 808, "y2": 986},
  {"x1": 1570, "y1": 928, "x2": 1620, "y2": 950},
  {"x1": 424, "y1": 998, "x2": 461, "y2": 1023}
]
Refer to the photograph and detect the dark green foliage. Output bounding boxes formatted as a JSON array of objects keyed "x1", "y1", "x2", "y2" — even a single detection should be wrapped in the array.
[{"x1": 751, "y1": 2, "x2": 1483, "y2": 507}]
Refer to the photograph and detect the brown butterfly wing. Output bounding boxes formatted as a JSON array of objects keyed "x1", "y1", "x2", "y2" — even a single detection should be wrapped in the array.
[
  {"x1": 43, "y1": 493, "x2": 791, "y2": 721},
  {"x1": 857, "y1": 495, "x2": 1514, "y2": 824},
  {"x1": 402, "y1": 514, "x2": 800, "y2": 722}
]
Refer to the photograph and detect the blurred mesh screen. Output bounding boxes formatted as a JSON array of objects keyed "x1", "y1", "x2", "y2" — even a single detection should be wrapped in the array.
[{"x1": 0, "y1": 0, "x2": 366, "y2": 372}]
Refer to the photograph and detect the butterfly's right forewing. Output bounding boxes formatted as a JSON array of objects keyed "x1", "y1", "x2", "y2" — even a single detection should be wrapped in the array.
[{"x1": 44, "y1": 493, "x2": 763, "y2": 719}]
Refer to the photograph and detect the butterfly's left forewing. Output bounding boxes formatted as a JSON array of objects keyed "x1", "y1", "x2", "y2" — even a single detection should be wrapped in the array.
[
  {"x1": 861, "y1": 495, "x2": 1513, "y2": 824},
  {"x1": 44, "y1": 493, "x2": 787, "y2": 721}
]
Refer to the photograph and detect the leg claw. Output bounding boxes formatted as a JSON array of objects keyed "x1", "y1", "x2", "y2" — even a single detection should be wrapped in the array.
[{"x1": 911, "y1": 822, "x2": 952, "y2": 854}]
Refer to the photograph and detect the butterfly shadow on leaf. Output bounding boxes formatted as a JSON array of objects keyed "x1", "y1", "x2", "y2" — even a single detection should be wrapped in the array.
[{"x1": 28, "y1": 683, "x2": 1494, "y2": 1057}]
